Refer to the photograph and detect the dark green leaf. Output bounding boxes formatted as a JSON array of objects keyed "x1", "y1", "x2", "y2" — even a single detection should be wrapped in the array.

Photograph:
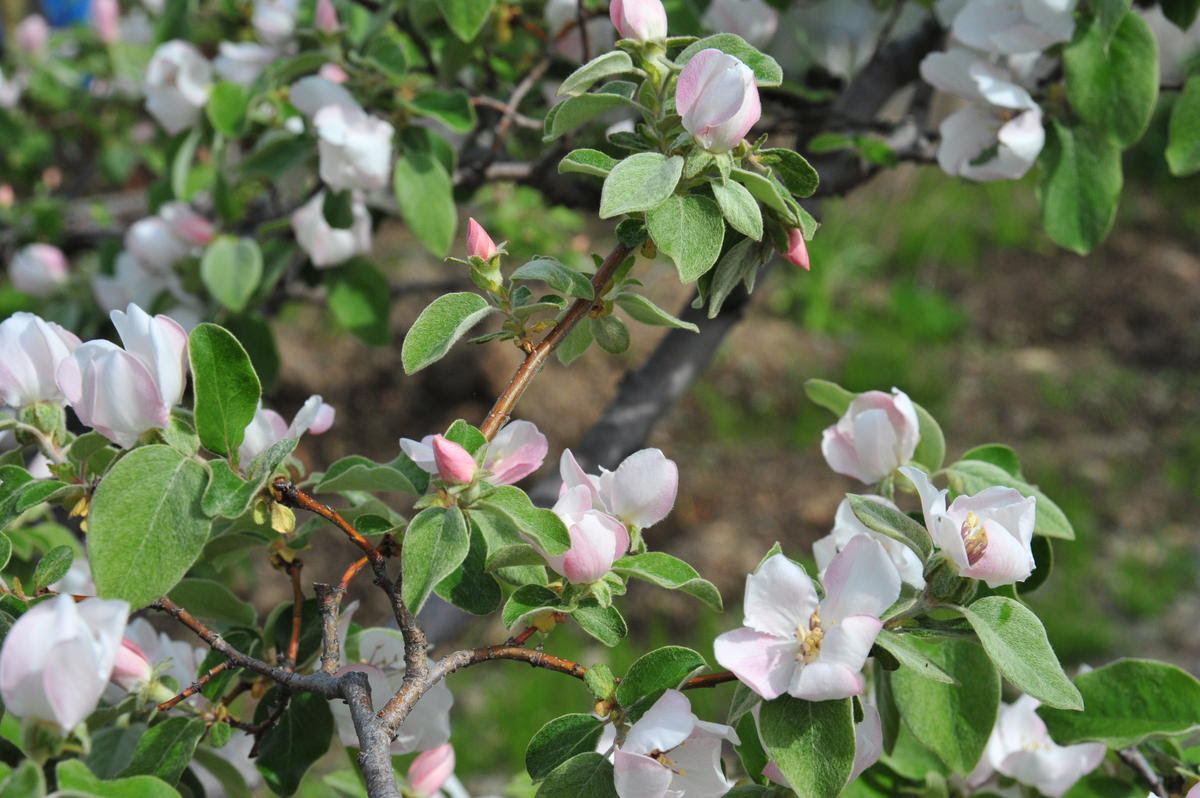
[
  {"x1": 255, "y1": 692, "x2": 333, "y2": 796},
  {"x1": 760, "y1": 695, "x2": 855, "y2": 798},
  {"x1": 615, "y1": 646, "x2": 706, "y2": 709},
  {"x1": 1064, "y1": 12, "x2": 1159, "y2": 147},
  {"x1": 945, "y1": 459, "x2": 1075, "y2": 540},
  {"x1": 1039, "y1": 120, "x2": 1122, "y2": 255},
  {"x1": 189, "y1": 323, "x2": 261, "y2": 460},
  {"x1": 436, "y1": 0, "x2": 495, "y2": 41},
  {"x1": 324, "y1": 257, "x2": 392, "y2": 346},
  {"x1": 599, "y1": 152, "x2": 684, "y2": 218},
  {"x1": 32, "y1": 544, "x2": 72, "y2": 592},
  {"x1": 168, "y1": 578, "x2": 256, "y2": 628},
  {"x1": 401, "y1": 292, "x2": 494, "y2": 373},
  {"x1": 646, "y1": 194, "x2": 725, "y2": 282},
  {"x1": 511, "y1": 257, "x2": 595, "y2": 299},
  {"x1": 611, "y1": 552, "x2": 722, "y2": 611},
  {"x1": 526, "y1": 715, "x2": 606, "y2": 781},
  {"x1": 402, "y1": 507, "x2": 470, "y2": 614},
  {"x1": 534, "y1": 752, "x2": 616, "y2": 798},
  {"x1": 118, "y1": 717, "x2": 206, "y2": 785},
  {"x1": 1167, "y1": 74, "x2": 1200, "y2": 176},
  {"x1": 571, "y1": 600, "x2": 627, "y2": 646}
]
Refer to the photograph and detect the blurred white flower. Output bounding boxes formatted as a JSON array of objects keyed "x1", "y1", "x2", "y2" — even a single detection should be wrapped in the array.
[{"x1": 145, "y1": 40, "x2": 213, "y2": 135}]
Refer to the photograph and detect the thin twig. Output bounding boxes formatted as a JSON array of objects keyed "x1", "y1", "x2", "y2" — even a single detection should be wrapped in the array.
[
  {"x1": 479, "y1": 241, "x2": 634, "y2": 439},
  {"x1": 575, "y1": 0, "x2": 591, "y2": 63},
  {"x1": 156, "y1": 662, "x2": 231, "y2": 711},
  {"x1": 339, "y1": 556, "x2": 370, "y2": 591},
  {"x1": 283, "y1": 560, "x2": 305, "y2": 670},
  {"x1": 494, "y1": 57, "x2": 552, "y2": 149},
  {"x1": 473, "y1": 97, "x2": 543, "y2": 129},
  {"x1": 314, "y1": 583, "x2": 347, "y2": 675},
  {"x1": 271, "y1": 480, "x2": 381, "y2": 563},
  {"x1": 1117, "y1": 747, "x2": 1167, "y2": 797}
]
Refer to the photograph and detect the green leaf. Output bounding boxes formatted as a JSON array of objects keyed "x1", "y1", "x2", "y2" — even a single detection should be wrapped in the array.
[
  {"x1": 1061, "y1": 772, "x2": 1145, "y2": 798},
  {"x1": 612, "y1": 552, "x2": 722, "y2": 611},
  {"x1": 189, "y1": 323, "x2": 261, "y2": 460},
  {"x1": 1037, "y1": 659, "x2": 1200, "y2": 747},
  {"x1": 646, "y1": 194, "x2": 725, "y2": 283},
  {"x1": 599, "y1": 153, "x2": 684, "y2": 219},
  {"x1": 394, "y1": 132, "x2": 457, "y2": 257},
  {"x1": 556, "y1": 317, "x2": 593, "y2": 365},
  {"x1": 534, "y1": 752, "x2": 616, "y2": 798},
  {"x1": 585, "y1": 664, "x2": 616, "y2": 701},
  {"x1": 846, "y1": 495, "x2": 932, "y2": 561},
  {"x1": 1039, "y1": 120, "x2": 1123, "y2": 255},
  {"x1": 911, "y1": 402, "x2": 946, "y2": 472},
  {"x1": 1167, "y1": 75, "x2": 1200, "y2": 176},
  {"x1": 168, "y1": 578, "x2": 256, "y2": 628},
  {"x1": 545, "y1": 83, "x2": 639, "y2": 141},
  {"x1": 1090, "y1": 0, "x2": 1132, "y2": 41},
  {"x1": 57, "y1": 759, "x2": 182, "y2": 798},
  {"x1": 711, "y1": 177, "x2": 764, "y2": 240},
  {"x1": 677, "y1": 34, "x2": 783, "y2": 87},
  {"x1": 0, "y1": 760, "x2": 44, "y2": 798},
  {"x1": 315, "y1": 455, "x2": 419, "y2": 494},
  {"x1": 402, "y1": 507, "x2": 471, "y2": 614},
  {"x1": 615, "y1": 292, "x2": 699, "y2": 332},
  {"x1": 944, "y1": 459, "x2": 1075, "y2": 540},
  {"x1": 255, "y1": 692, "x2": 333, "y2": 796},
  {"x1": 759, "y1": 696, "x2": 855, "y2": 798},
  {"x1": 758, "y1": 148, "x2": 819, "y2": 197},
  {"x1": 591, "y1": 315, "x2": 630, "y2": 354},
  {"x1": 436, "y1": 0, "x2": 495, "y2": 41},
  {"x1": 477, "y1": 485, "x2": 571, "y2": 555},
  {"x1": 703, "y1": 235, "x2": 772, "y2": 318},
  {"x1": 201, "y1": 437, "x2": 298, "y2": 519},
  {"x1": 1161, "y1": 0, "x2": 1200, "y2": 28},
  {"x1": 873, "y1": 630, "x2": 958, "y2": 685},
  {"x1": 1020, "y1": 535, "x2": 1054, "y2": 595},
  {"x1": 615, "y1": 646, "x2": 706, "y2": 709},
  {"x1": 402, "y1": 292, "x2": 494, "y2": 374},
  {"x1": 558, "y1": 149, "x2": 619, "y2": 178},
  {"x1": 511, "y1": 257, "x2": 595, "y2": 299},
  {"x1": 960, "y1": 444, "x2": 1022, "y2": 477},
  {"x1": 890, "y1": 638, "x2": 999, "y2": 775},
  {"x1": 201, "y1": 236, "x2": 263, "y2": 314},
  {"x1": 118, "y1": 717, "x2": 206, "y2": 785},
  {"x1": 32, "y1": 544, "x2": 72, "y2": 592},
  {"x1": 1064, "y1": 12, "x2": 1159, "y2": 148},
  {"x1": 90, "y1": 445, "x2": 211, "y2": 609},
  {"x1": 444, "y1": 419, "x2": 487, "y2": 453},
  {"x1": 365, "y1": 31, "x2": 408, "y2": 79},
  {"x1": 207, "y1": 81, "x2": 249, "y2": 138},
  {"x1": 240, "y1": 135, "x2": 313, "y2": 179},
  {"x1": 0, "y1": 534, "x2": 10, "y2": 571},
  {"x1": 729, "y1": 167, "x2": 795, "y2": 222},
  {"x1": 526, "y1": 715, "x2": 606, "y2": 781},
  {"x1": 503, "y1": 584, "x2": 564, "y2": 628},
  {"x1": 571, "y1": 600, "x2": 627, "y2": 646},
  {"x1": 434, "y1": 523, "x2": 502, "y2": 615},
  {"x1": 324, "y1": 257, "x2": 391, "y2": 346},
  {"x1": 560, "y1": 51, "x2": 637, "y2": 96},
  {"x1": 408, "y1": 90, "x2": 477, "y2": 133},
  {"x1": 192, "y1": 749, "x2": 251, "y2": 798},
  {"x1": 171, "y1": 128, "x2": 201, "y2": 200},
  {"x1": 956, "y1": 596, "x2": 1082, "y2": 710}
]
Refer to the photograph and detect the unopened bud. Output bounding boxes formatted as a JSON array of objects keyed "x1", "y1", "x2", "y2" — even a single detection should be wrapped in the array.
[{"x1": 432, "y1": 435, "x2": 478, "y2": 485}]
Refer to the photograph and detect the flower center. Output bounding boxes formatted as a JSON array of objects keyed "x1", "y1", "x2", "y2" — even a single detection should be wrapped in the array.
[
  {"x1": 960, "y1": 511, "x2": 988, "y2": 565},
  {"x1": 650, "y1": 748, "x2": 684, "y2": 776},
  {"x1": 795, "y1": 609, "x2": 824, "y2": 664}
]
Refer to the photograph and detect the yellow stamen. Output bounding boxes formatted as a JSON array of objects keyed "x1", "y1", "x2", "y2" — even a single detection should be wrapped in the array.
[
  {"x1": 960, "y1": 511, "x2": 988, "y2": 565},
  {"x1": 796, "y1": 608, "x2": 824, "y2": 663}
]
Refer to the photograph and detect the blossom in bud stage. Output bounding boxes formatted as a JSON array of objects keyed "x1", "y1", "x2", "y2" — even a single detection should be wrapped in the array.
[
  {"x1": 122, "y1": 618, "x2": 207, "y2": 707},
  {"x1": 0, "y1": 595, "x2": 129, "y2": 730},
  {"x1": 763, "y1": 702, "x2": 882, "y2": 788},
  {"x1": 109, "y1": 638, "x2": 154, "y2": 692},
  {"x1": 0, "y1": 312, "x2": 81, "y2": 408},
  {"x1": 0, "y1": 69, "x2": 22, "y2": 110},
  {"x1": 432, "y1": 435, "x2": 478, "y2": 484},
  {"x1": 466, "y1": 217, "x2": 498, "y2": 260},
  {"x1": 125, "y1": 216, "x2": 192, "y2": 271},
  {"x1": 545, "y1": 0, "x2": 614, "y2": 62},
  {"x1": 559, "y1": 448, "x2": 678, "y2": 531},
  {"x1": 313, "y1": 105, "x2": 394, "y2": 192},
  {"x1": 92, "y1": 0, "x2": 120, "y2": 43},
  {"x1": 902, "y1": 466, "x2": 1035, "y2": 587},
  {"x1": 10, "y1": 243, "x2": 69, "y2": 296},
  {"x1": 319, "y1": 63, "x2": 348, "y2": 83},
  {"x1": 676, "y1": 49, "x2": 761, "y2": 153},
  {"x1": 315, "y1": 0, "x2": 340, "y2": 32},
  {"x1": 609, "y1": 0, "x2": 668, "y2": 42},
  {"x1": 781, "y1": 227, "x2": 810, "y2": 270},
  {"x1": 57, "y1": 304, "x2": 189, "y2": 447},
  {"x1": 159, "y1": 201, "x2": 215, "y2": 246},
  {"x1": 532, "y1": 485, "x2": 630, "y2": 584},
  {"x1": 408, "y1": 743, "x2": 455, "y2": 797},
  {"x1": 239, "y1": 395, "x2": 334, "y2": 464},
  {"x1": 253, "y1": 0, "x2": 299, "y2": 45},
  {"x1": 969, "y1": 695, "x2": 1104, "y2": 796},
  {"x1": 91, "y1": 251, "x2": 173, "y2": 313},
  {"x1": 611, "y1": 689, "x2": 739, "y2": 798},
  {"x1": 482, "y1": 420, "x2": 547, "y2": 484},
  {"x1": 951, "y1": 0, "x2": 1076, "y2": 55},
  {"x1": 814, "y1": 496, "x2": 926, "y2": 589},
  {"x1": 16, "y1": 15, "x2": 50, "y2": 56},
  {"x1": 214, "y1": 41, "x2": 278, "y2": 87},
  {"x1": 821, "y1": 388, "x2": 919, "y2": 484},
  {"x1": 145, "y1": 40, "x2": 213, "y2": 135},
  {"x1": 700, "y1": 0, "x2": 778, "y2": 47},
  {"x1": 291, "y1": 191, "x2": 372, "y2": 267},
  {"x1": 714, "y1": 537, "x2": 900, "y2": 701}
]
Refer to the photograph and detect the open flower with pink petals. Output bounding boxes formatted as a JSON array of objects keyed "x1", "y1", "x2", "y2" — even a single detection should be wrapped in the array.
[
  {"x1": 559, "y1": 448, "x2": 678, "y2": 532},
  {"x1": 821, "y1": 388, "x2": 920, "y2": 484},
  {"x1": 676, "y1": 49, "x2": 761, "y2": 153},
  {"x1": 532, "y1": 485, "x2": 630, "y2": 584},
  {"x1": 611, "y1": 689, "x2": 739, "y2": 798},
  {"x1": 714, "y1": 537, "x2": 900, "y2": 701},
  {"x1": 239, "y1": 395, "x2": 335, "y2": 464},
  {"x1": 408, "y1": 743, "x2": 455, "y2": 797},
  {"x1": 814, "y1": 496, "x2": 926, "y2": 589},
  {"x1": 0, "y1": 312, "x2": 81, "y2": 408},
  {"x1": 400, "y1": 420, "x2": 546, "y2": 486},
  {"x1": 901, "y1": 466, "x2": 1035, "y2": 587}
]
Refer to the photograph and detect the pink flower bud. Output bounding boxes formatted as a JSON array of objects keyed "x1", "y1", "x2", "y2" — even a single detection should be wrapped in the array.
[
  {"x1": 676, "y1": 48, "x2": 761, "y2": 153},
  {"x1": 110, "y1": 638, "x2": 154, "y2": 691},
  {"x1": 408, "y1": 743, "x2": 455, "y2": 797},
  {"x1": 609, "y1": 0, "x2": 668, "y2": 41},
  {"x1": 318, "y1": 63, "x2": 348, "y2": 83},
  {"x1": 0, "y1": 185, "x2": 14, "y2": 208},
  {"x1": 821, "y1": 388, "x2": 919, "y2": 485},
  {"x1": 315, "y1": 0, "x2": 340, "y2": 32},
  {"x1": 432, "y1": 435, "x2": 477, "y2": 484},
  {"x1": 15, "y1": 15, "x2": 49, "y2": 56},
  {"x1": 9, "y1": 243, "x2": 69, "y2": 297},
  {"x1": 158, "y1": 201, "x2": 214, "y2": 246},
  {"x1": 536, "y1": 486, "x2": 630, "y2": 584},
  {"x1": 92, "y1": 0, "x2": 121, "y2": 44},
  {"x1": 466, "y1": 218, "x2": 498, "y2": 260},
  {"x1": 781, "y1": 227, "x2": 810, "y2": 270}
]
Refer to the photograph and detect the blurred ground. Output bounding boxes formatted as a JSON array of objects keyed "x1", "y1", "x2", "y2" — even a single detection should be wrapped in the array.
[{"x1": 248, "y1": 146, "x2": 1200, "y2": 792}]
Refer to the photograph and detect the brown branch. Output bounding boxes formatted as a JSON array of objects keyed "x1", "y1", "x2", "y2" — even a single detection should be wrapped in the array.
[
  {"x1": 339, "y1": 556, "x2": 370, "y2": 591},
  {"x1": 271, "y1": 479, "x2": 381, "y2": 562},
  {"x1": 480, "y1": 241, "x2": 634, "y2": 439},
  {"x1": 314, "y1": 583, "x2": 347, "y2": 675},
  {"x1": 575, "y1": 0, "x2": 591, "y2": 64},
  {"x1": 681, "y1": 671, "x2": 738, "y2": 689},
  {"x1": 284, "y1": 560, "x2": 305, "y2": 670},
  {"x1": 1117, "y1": 747, "x2": 1167, "y2": 797},
  {"x1": 156, "y1": 662, "x2": 231, "y2": 711}
]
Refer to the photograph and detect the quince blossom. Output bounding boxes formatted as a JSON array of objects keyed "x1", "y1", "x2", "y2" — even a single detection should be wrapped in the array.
[
  {"x1": 409, "y1": 743, "x2": 456, "y2": 797},
  {"x1": 814, "y1": 496, "x2": 926, "y2": 589},
  {"x1": 951, "y1": 0, "x2": 1076, "y2": 56},
  {"x1": 969, "y1": 694, "x2": 1105, "y2": 796},
  {"x1": 0, "y1": 312, "x2": 81, "y2": 408},
  {"x1": 609, "y1": 0, "x2": 668, "y2": 42},
  {"x1": 901, "y1": 466, "x2": 1036, "y2": 587},
  {"x1": 215, "y1": 41, "x2": 279, "y2": 86},
  {"x1": 701, "y1": 0, "x2": 778, "y2": 48},
  {"x1": 291, "y1": 190, "x2": 373, "y2": 267},
  {"x1": 610, "y1": 689, "x2": 739, "y2": 798},
  {"x1": 559, "y1": 447, "x2": 678, "y2": 532},
  {"x1": 821, "y1": 388, "x2": 920, "y2": 484},
  {"x1": 536, "y1": 485, "x2": 630, "y2": 584},
  {"x1": 313, "y1": 105, "x2": 395, "y2": 192},
  {"x1": 240, "y1": 395, "x2": 335, "y2": 463},
  {"x1": 400, "y1": 420, "x2": 547, "y2": 485},
  {"x1": 9, "y1": 242, "x2": 71, "y2": 301},
  {"x1": 714, "y1": 537, "x2": 900, "y2": 701},
  {"x1": 676, "y1": 49, "x2": 761, "y2": 153},
  {"x1": 145, "y1": 40, "x2": 212, "y2": 135},
  {"x1": 545, "y1": 0, "x2": 614, "y2": 62}
]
